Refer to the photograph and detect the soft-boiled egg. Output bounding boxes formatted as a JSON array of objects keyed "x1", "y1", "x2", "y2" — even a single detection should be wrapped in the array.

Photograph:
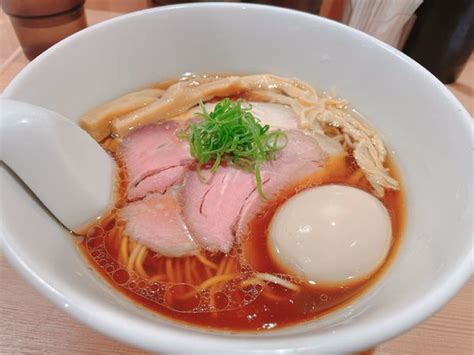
[{"x1": 269, "y1": 184, "x2": 392, "y2": 285}]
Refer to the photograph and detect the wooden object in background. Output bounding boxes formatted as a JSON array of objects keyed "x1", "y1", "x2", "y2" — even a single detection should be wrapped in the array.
[{"x1": 319, "y1": 0, "x2": 346, "y2": 21}]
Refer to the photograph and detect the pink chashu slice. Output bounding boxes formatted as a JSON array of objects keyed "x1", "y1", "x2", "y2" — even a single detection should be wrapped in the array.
[
  {"x1": 121, "y1": 121, "x2": 192, "y2": 200},
  {"x1": 181, "y1": 130, "x2": 328, "y2": 254},
  {"x1": 119, "y1": 190, "x2": 198, "y2": 257}
]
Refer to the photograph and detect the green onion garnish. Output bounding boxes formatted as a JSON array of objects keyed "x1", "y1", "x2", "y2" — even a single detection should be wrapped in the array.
[{"x1": 182, "y1": 98, "x2": 288, "y2": 198}]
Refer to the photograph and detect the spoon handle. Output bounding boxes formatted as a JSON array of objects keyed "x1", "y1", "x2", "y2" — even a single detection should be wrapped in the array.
[{"x1": 0, "y1": 99, "x2": 115, "y2": 232}]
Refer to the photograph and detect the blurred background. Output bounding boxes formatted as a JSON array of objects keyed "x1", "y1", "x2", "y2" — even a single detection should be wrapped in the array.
[{"x1": 1, "y1": 0, "x2": 473, "y2": 84}]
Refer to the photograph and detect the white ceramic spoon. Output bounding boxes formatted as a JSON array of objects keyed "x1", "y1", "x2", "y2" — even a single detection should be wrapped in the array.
[{"x1": 0, "y1": 98, "x2": 115, "y2": 232}]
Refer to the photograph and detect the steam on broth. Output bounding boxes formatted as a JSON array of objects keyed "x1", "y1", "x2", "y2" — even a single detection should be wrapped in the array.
[{"x1": 79, "y1": 74, "x2": 404, "y2": 331}]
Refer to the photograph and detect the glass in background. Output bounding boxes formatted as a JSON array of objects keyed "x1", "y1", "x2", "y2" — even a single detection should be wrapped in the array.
[{"x1": 2, "y1": 0, "x2": 87, "y2": 60}]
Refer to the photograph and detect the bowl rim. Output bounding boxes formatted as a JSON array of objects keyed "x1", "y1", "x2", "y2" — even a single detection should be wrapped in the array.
[{"x1": 2, "y1": 2, "x2": 473, "y2": 353}]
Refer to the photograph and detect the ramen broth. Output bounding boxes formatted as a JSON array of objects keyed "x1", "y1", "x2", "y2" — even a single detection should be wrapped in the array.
[
  {"x1": 79, "y1": 140, "x2": 404, "y2": 331},
  {"x1": 77, "y1": 74, "x2": 405, "y2": 331}
]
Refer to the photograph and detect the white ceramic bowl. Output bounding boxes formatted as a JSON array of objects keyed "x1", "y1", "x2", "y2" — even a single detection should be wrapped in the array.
[{"x1": 1, "y1": 3, "x2": 472, "y2": 353}]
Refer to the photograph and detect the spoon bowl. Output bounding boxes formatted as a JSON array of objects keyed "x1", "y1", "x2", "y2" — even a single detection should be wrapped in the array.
[{"x1": 0, "y1": 99, "x2": 115, "y2": 232}]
